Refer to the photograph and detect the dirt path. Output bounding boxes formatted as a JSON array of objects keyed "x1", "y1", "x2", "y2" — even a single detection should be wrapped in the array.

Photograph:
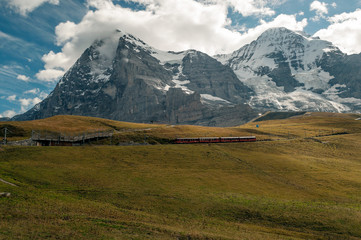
[{"x1": 0, "y1": 178, "x2": 17, "y2": 187}]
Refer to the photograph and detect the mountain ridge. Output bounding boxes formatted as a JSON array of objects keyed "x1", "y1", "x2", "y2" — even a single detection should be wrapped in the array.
[
  {"x1": 13, "y1": 27, "x2": 361, "y2": 125},
  {"x1": 13, "y1": 30, "x2": 256, "y2": 126},
  {"x1": 215, "y1": 27, "x2": 361, "y2": 113}
]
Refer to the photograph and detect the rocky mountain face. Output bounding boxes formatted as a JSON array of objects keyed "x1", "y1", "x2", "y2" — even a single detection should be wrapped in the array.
[
  {"x1": 216, "y1": 27, "x2": 361, "y2": 112},
  {"x1": 13, "y1": 31, "x2": 256, "y2": 126},
  {"x1": 14, "y1": 27, "x2": 361, "y2": 125}
]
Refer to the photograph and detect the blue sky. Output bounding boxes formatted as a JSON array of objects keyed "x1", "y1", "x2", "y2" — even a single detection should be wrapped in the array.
[{"x1": 1, "y1": 0, "x2": 361, "y2": 118}]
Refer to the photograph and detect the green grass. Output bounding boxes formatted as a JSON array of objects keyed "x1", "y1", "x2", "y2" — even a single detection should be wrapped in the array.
[{"x1": 1, "y1": 113, "x2": 361, "y2": 239}]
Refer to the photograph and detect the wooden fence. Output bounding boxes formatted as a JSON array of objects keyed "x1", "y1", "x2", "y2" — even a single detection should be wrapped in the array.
[{"x1": 31, "y1": 130, "x2": 114, "y2": 146}]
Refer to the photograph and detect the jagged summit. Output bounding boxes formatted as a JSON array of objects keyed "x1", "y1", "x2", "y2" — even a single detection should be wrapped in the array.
[
  {"x1": 256, "y1": 27, "x2": 323, "y2": 43},
  {"x1": 13, "y1": 29, "x2": 255, "y2": 126},
  {"x1": 221, "y1": 27, "x2": 340, "y2": 68},
  {"x1": 256, "y1": 27, "x2": 299, "y2": 41},
  {"x1": 215, "y1": 27, "x2": 360, "y2": 112},
  {"x1": 13, "y1": 27, "x2": 361, "y2": 123}
]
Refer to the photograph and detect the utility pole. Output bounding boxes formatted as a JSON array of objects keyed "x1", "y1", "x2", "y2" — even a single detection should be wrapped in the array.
[{"x1": 3, "y1": 128, "x2": 8, "y2": 145}]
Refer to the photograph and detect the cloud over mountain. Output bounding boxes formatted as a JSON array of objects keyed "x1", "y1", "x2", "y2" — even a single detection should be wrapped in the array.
[
  {"x1": 314, "y1": 9, "x2": 361, "y2": 54},
  {"x1": 37, "y1": 0, "x2": 307, "y2": 82}
]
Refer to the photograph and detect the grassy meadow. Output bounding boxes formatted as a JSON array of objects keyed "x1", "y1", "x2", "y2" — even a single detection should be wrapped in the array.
[{"x1": 1, "y1": 112, "x2": 361, "y2": 239}]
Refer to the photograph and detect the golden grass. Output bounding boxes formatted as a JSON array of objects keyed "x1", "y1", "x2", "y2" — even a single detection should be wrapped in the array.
[
  {"x1": 0, "y1": 112, "x2": 361, "y2": 239},
  {"x1": 2, "y1": 112, "x2": 360, "y2": 142}
]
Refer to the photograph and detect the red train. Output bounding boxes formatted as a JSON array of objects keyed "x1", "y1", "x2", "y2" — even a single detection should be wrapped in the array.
[{"x1": 174, "y1": 136, "x2": 256, "y2": 144}]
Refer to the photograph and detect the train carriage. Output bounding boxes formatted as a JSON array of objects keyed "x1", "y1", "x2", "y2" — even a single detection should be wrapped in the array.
[{"x1": 174, "y1": 136, "x2": 256, "y2": 144}]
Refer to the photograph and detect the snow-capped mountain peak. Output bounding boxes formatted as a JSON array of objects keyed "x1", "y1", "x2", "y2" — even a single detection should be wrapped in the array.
[
  {"x1": 216, "y1": 27, "x2": 360, "y2": 113},
  {"x1": 14, "y1": 27, "x2": 361, "y2": 124}
]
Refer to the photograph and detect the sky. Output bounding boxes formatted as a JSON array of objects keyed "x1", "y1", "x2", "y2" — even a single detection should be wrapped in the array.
[{"x1": 1, "y1": 0, "x2": 361, "y2": 118}]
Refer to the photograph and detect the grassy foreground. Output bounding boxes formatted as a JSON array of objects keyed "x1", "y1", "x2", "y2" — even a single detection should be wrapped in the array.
[{"x1": 1, "y1": 113, "x2": 361, "y2": 239}]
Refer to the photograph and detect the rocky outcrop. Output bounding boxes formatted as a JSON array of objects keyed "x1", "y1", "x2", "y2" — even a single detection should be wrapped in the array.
[
  {"x1": 182, "y1": 51, "x2": 252, "y2": 102},
  {"x1": 319, "y1": 51, "x2": 361, "y2": 99},
  {"x1": 14, "y1": 32, "x2": 257, "y2": 126}
]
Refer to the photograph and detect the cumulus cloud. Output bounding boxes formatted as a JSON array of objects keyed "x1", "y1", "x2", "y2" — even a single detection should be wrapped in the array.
[
  {"x1": 1, "y1": 89, "x2": 49, "y2": 117},
  {"x1": 234, "y1": 14, "x2": 308, "y2": 48},
  {"x1": 16, "y1": 74, "x2": 29, "y2": 81},
  {"x1": 310, "y1": 1, "x2": 328, "y2": 14},
  {"x1": 310, "y1": 1, "x2": 334, "y2": 21},
  {"x1": 0, "y1": 110, "x2": 16, "y2": 118},
  {"x1": 19, "y1": 97, "x2": 42, "y2": 112},
  {"x1": 195, "y1": 0, "x2": 277, "y2": 17},
  {"x1": 36, "y1": 68, "x2": 65, "y2": 82},
  {"x1": 314, "y1": 9, "x2": 361, "y2": 54},
  {"x1": 6, "y1": 95, "x2": 17, "y2": 101},
  {"x1": 25, "y1": 89, "x2": 49, "y2": 99},
  {"x1": 310, "y1": 1, "x2": 328, "y2": 21},
  {"x1": 18, "y1": 89, "x2": 49, "y2": 113},
  {"x1": 36, "y1": 0, "x2": 305, "y2": 82},
  {"x1": 24, "y1": 88, "x2": 40, "y2": 95},
  {"x1": 5, "y1": 0, "x2": 60, "y2": 16}
]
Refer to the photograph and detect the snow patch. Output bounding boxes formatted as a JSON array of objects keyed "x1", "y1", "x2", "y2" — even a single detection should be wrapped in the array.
[
  {"x1": 169, "y1": 65, "x2": 194, "y2": 94},
  {"x1": 151, "y1": 50, "x2": 187, "y2": 65},
  {"x1": 173, "y1": 80, "x2": 193, "y2": 94},
  {"x1": 232, "y1": 68, "x2": 349, "y2": 112},
  {"x1": 200, "y1": 94, "x2": 231, "y2": 105},
  {"x1": 118, "y1": 31, "x2": 189, "y2": 65},
  {"x1": 164, "y1": 85, "x2": 170, "y2": 91},
  {"x1": 324, "y1": 84, "x2": 361, "y2": 106},
  {"x1": 293, "y1": 68, "x2": 332, "y2": 91}
]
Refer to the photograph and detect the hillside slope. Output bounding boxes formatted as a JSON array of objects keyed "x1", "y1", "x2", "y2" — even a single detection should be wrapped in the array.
[{"x1": 1, "y1": 113, "x2": 361, "y2": 239}]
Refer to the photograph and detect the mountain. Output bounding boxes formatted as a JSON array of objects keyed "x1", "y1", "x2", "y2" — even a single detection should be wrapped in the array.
[
  {"x1": 216, "y1": 27, "x2": 361, "y2": 112},
  {"x1": 13, "y1": 27, "x2": 361, "y2": 125},
  {"x1": 0, "y1": 117, "x2": 10, "y2": 122},
  {"x1": 13, "y1": 31, "x2": 256, "y2": 126}
]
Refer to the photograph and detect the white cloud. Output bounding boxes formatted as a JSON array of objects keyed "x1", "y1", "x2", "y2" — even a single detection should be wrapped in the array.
[
  {"x1": 310, "y1": 1, "x2": 328, "y2": 14},
  {"x1": 331, "y1": 2, "x2": 337, "y2": 8},
  {"x1": 16, "y1": 74, "x2": 29, "y2": 81},
  {"x1": 36, "y1": 68, "x2": 65, "y2": 82},
  {"x1": 19, "y1": 89, "x2": 49, "y2": 112},
  {"x1": 1, "y1": 90, "x2": 49, "y2": 118},
  {"x1": 0, "y1": 110, "x2": 16, "y2": 118},
  {"x1": 24, "y1": 88, "x2": 40, "y2": 95},
  {"x1": 39, "y1": 91, "x2": 49, "y2": 99},
  {"x1": 310, "y1": 1, "x2": 328, "y2": 21},
  {"x1": 0, "y1": 64, "x2": 23, "y2": 79},
  {"x1": 199, "y1": 0, "x2": 276, "y2": 17},
  {"x1": 314, "y1": 9, "x2": 361, "y2": 54},
  {"x1": 6, "y1": 95, "x2": 17, "y2": 101},
  {"x1": 37, "y1": 0, "x2": 305, "y2": 81},
  {"x1": 234, "y1": 14, "x2": 308, "y2": 49},
  {"x1": 5, "y1": 0, "x2": 59, "y2": 16},
  {"x1": 19, "y1": 97, "x2": 42, "y2": 112}
]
